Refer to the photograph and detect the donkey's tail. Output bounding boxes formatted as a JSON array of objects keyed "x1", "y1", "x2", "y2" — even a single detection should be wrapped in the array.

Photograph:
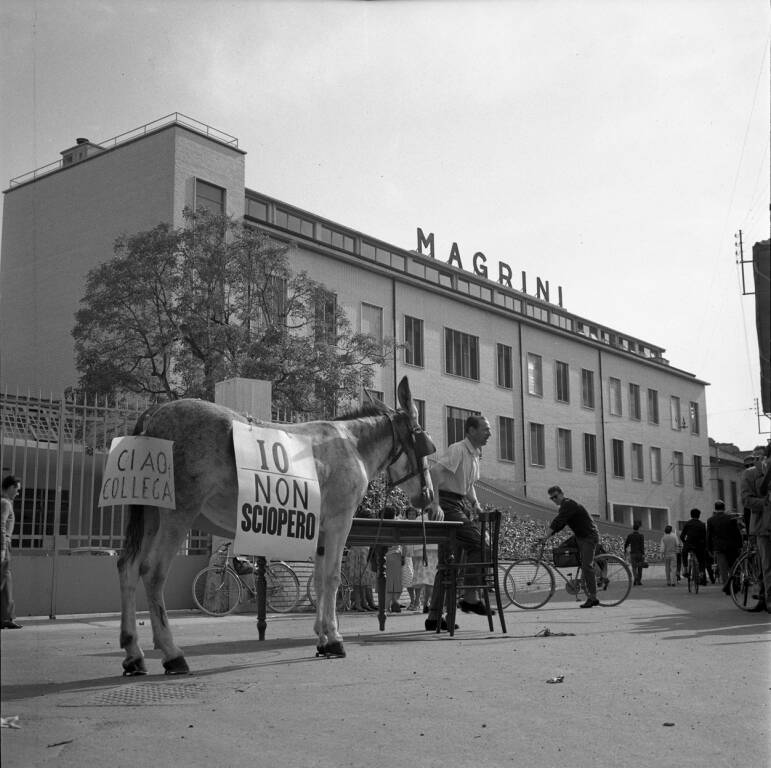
[{"x1": 119, "y1": 403, "x2": 166, "y2": 564}]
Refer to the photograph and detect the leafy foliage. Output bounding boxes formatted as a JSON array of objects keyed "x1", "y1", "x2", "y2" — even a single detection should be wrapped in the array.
[{"x1": 72, "y1": 208, "x2": 394, "y2": 411}]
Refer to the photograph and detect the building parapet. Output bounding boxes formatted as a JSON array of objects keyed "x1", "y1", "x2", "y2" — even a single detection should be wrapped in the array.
[{"x1": 7, "y1": 112, "x2": 240, "y2": 189}]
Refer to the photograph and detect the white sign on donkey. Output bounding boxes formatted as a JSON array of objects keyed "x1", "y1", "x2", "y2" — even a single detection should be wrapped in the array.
[
  {"x1": 232, "y1": 421, "x2": 321, "y2": 560},
  {"x1": 99, "y1": 436, "x2": 176, "y2": 508}
]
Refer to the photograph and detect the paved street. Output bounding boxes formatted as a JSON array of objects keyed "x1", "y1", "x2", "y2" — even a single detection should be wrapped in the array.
[{"x1": 1, "y1": 578, "x2": 769, "y2": 768}]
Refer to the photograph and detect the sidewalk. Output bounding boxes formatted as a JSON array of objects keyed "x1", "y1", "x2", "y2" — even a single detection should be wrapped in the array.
[{"x1": 2, "y1": 578, "x2": 769, "y2": 768}]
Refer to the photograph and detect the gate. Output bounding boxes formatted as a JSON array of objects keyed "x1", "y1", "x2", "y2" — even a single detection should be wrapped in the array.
[{"x1": 0, "y1": 389, "x2": 210, "y2": 554}]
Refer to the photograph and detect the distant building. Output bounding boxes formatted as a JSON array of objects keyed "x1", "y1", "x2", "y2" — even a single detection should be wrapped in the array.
[{"x1": 1, "y1": 113, "x2": 713, "y2": 535}]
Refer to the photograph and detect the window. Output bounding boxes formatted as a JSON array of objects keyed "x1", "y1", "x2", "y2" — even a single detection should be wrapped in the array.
[
  {"x1": 404, "y1": 316, "x2": 424, "y2": 367},
  {"x1": 689, "y1": 402, "x2": 700, "y2": 435},
  {"x1": 557, "y1": 428, "x2": 573, "y2": 470},
  {"x1": 318, "y1": 225, "x2": 355, "y2": 252},
  {"x1": 256, "y1": 275, "x2": 287, "y2": 329},
  {"x1": 650, "y1": 447, "x2": 662, "y2": 483},
  {"x1": 673, "y1": 451, "x2": 684, "y2": 486},
  {"x1": 275, "y1": 208, "x2": 314, "y2": 237},
  {"x1": 314, "y1": 291, "x2": 337, "y2": 345},
  {"x1": 717, "y1": 478, "x2": 725, "y2": 502},
  {"x1": 693, "y1": 455, "x2": 703, "y2": 488},
  {"x1": 612, "y1": 438, "x2": 625, "y2": 477},
  {"x1": 245, "y1": 197, "x2": 268, "y2": 221},
  {"x1": 583, "y1": 433, "x2": 597, "y2": 474},
  {"x1": 414, "y1": 398, "x2": 426, "y2": 430},
  {"x1": 195, "y1": 179, "x2": 225, "y2": 214},
  {"x1": 496, "y1": 344, "x2": 513, "y2": 389},
  {"x1": 361, "y1": 303, "x2": 383, "y2": 343},
  {"x1": 529, "y1": 423, "x2": 545, "y2": 466},
  {"x1": 555, "y1": 361, "x2": 570, "y2": 403},
  {"x1": 629, "y1": 383, "x2": 641, "y2": 421},
  {"x1": 609, "y1": 378, "x2": 622, "y2": 416},
  {"x1": 446, "y1": 405, "x2": 479, "y2": 446},
  {"x1": 526, "y1": 304, "x2": 549, "y2": 321},
  {"x1": 368, "y1": 389, "x2": 384, "y2": 402},
  {"x1": 730, "y1": 481, "x2": 738, "y2": 511},
  {"x1": 647, "y1": 389, "x2": 659, "y2": 425},
  {"x1": 527, "y1": 353, "x2": 543, "y2": 396},
  {"x1": 445, "y1": 328, "x2": 479, "y2": 380},
  {"x1": 631, "y1": 443, "x2": 644, "y2": 480},
  {"x1": 670, "y1": 396, "x2": 682, "y2": 430},
  {"x1": 498, "y1": 416, "x2": 515, "y2": 461},
  {"x1": 581, "y1": 369, "x2": 595, "y2": 409}
]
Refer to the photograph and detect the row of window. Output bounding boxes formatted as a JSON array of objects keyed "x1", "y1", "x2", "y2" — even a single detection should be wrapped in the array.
[
  {"x1": 528, "y1": 424, "x2": 703, "y2": 487},
  {"x1": 526, "y1": 353, "x2": 700, "y2": 434},
  {"x1": 402, "y1": 314, "x2": 701, "y2": 434},
  {"x1": 438, "y1": 404, "x2": 704, "y2": 489}
]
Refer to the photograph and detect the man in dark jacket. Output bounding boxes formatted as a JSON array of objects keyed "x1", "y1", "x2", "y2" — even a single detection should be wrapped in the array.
[
  {"x1": 706, "y1": 500, "x2": 743, "y2": 588},
  {"x1": 681, "y1": 508, "x2": 708, "y2": 585},
  {"x1": 624, "y1": 522, "x2": 646, "y2": 586},
  {"x1": 543, "y1": 486, "x2": 601, "y2": 608}
]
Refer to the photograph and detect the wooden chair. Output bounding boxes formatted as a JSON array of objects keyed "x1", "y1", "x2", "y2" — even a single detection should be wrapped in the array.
[{"x1": 440, "y1": 508, "x2": 507, "y2": 634}]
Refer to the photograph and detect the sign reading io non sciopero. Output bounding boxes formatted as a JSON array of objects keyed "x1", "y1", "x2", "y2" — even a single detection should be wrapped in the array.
[
  {"x1": 98, "y1": 436, "x2": 175, "y2": 508},
  {"x1": 232, "y1": 421, "x2": 320, "y2": 561}
]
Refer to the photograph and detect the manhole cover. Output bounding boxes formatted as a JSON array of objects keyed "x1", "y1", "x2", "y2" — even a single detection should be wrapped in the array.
[{"x1": 60, "y1": 682, "x2": 206, "y2": 707}]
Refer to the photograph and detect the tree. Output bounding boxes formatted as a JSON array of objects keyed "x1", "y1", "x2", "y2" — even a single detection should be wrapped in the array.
[{"x1": 73, "y1": 208, "x2": 394, "y2": 411}]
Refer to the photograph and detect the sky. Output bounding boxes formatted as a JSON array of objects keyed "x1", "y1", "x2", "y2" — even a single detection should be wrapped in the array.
[{"x1": 1, "y1": 0, "x2": 769, "y2": 451}]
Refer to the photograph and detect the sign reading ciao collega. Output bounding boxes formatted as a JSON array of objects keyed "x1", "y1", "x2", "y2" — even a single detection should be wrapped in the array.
[
  {"x1": 99, "y1": 436, "x2": 176, "y2": 508},
  {"x1": 232, "y1": 421, "x2": 321, "y2": 561}
]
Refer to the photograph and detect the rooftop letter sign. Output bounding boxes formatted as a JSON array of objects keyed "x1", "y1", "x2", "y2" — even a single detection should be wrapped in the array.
[
  {"x1": 99, "y1": 436, "x2": 175, "y2": 508},
  {"x1": 232, "y1": 421, "x2": 321, "y2": 561},
  {"x1": 417, "y1": 227, "x2": 564, "y2": 307}
]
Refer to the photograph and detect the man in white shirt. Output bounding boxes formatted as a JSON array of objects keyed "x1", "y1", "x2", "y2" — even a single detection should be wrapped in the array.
[{"x1": 425, "y1": 415, "x2": 493, "y2": 631}]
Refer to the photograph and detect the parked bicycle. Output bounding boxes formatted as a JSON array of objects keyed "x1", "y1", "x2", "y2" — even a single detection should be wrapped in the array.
[
  {"x1": 503, "y1": 540, "x2": 632, "y2": 609},
  {"x1": 192, "y1": 543, "x2": 301, "y2": 616},
  {"x1": 727, "y1": 539, "x2": 764, "y2": 612}
]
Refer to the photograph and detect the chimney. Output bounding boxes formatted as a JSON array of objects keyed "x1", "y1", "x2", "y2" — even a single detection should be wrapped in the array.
[{"x1": 61, "y1": 138, "x2": 103, "y2": 167}]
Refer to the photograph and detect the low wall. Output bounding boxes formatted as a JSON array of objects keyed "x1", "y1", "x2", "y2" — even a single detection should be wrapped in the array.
[{"x1": 9, "y1": 553, "x2": 209, "y2": 618}]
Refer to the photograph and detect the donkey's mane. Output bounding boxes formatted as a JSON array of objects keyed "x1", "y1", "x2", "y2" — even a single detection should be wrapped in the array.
[{"x1": 333, "y1": 402, "x2": 388, "y2": 421}]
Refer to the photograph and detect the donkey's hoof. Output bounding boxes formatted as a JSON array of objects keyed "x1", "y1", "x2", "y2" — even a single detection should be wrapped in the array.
[
  {"x1": 315, "y1": 641, "x2": 346, "y2": 658},
  {"x1": 122, "y1": 657, "x2": 148, "y2": 676},
  {"x1": 163, "y1": 656, "x2": 190, "y2": 675}
]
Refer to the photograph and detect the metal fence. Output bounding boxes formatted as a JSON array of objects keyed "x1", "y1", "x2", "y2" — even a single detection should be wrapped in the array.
[{"x1": 0, "y1": 389, "x2": 210, "y2": 554}]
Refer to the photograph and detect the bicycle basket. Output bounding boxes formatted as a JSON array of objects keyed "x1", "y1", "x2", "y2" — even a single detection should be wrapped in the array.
[{"x1": 552, "y1": 546, "x2": 580, "y2": 568}]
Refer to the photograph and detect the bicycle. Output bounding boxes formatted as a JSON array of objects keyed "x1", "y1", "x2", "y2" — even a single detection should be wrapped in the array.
[
  {"x1": 685, "y1": 550, "x2": 700, "y2": 594},
  {"x1": 503, "y1": 540, "x2": 632, "y2": 609},
  {"x1": 192, "y1": 543, "x2": 301, "y2": 616},
  {"x1": 728, "y1": 540, "x2": 764, "y2": 612}
]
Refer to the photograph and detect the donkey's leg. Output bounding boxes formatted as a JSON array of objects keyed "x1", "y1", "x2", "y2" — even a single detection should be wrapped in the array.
[
  {"x1": 118, "y1": 507, "x2": 160, "y2": 676},
  {"x1": 118, "y1": 553, "x2": 146, "y2": 676},
  {"x1": 315, "y1": 529, "x2": 346, "y2": 657},
  {"x1": 141, "y1": 513, "x2": 191, "y2": 675}
]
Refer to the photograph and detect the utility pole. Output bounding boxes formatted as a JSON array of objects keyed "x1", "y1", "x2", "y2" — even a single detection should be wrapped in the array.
[{"x1": 736, "y1": 229, "x2": 754, "y2": 296}]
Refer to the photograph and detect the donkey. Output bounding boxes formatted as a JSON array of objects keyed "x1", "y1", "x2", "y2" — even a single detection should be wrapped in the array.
[{"x1": 117, "y1": 376, "x2": 435, "y2": 675}]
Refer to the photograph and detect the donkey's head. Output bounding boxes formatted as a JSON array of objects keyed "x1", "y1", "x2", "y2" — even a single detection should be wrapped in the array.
[{"x1": 380, "y1": 376, "x2": 436, "y2": 510}]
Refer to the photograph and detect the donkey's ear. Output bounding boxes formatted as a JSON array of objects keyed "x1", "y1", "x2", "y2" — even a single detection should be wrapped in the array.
[
  {"x1": 364, "y1": 388, "x2": 389, "y2": 412},
  {"x1": 397, "y1": 376, "x2": 412, "y2": 412}
]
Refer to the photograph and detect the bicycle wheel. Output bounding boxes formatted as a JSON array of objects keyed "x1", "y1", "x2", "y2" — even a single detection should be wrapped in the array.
[
  {"x1": 306, "y1": 572, "x2": 349, "y2": 611},
  {"x1": 503, "y1": 558, "x2": 556, "y2": 609},
  {"x1": 593, "y1": 554, "x2": 632, "y2": 606},
  {"x1": 730, "y1": 551, "x2": 764, "y2": 612},
  {"x1": 192, "y1": 566, "x2": 242, "y2": 616},
  {"x1": 265, "y1": 561, "x2": 301, "y2": 613}
]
